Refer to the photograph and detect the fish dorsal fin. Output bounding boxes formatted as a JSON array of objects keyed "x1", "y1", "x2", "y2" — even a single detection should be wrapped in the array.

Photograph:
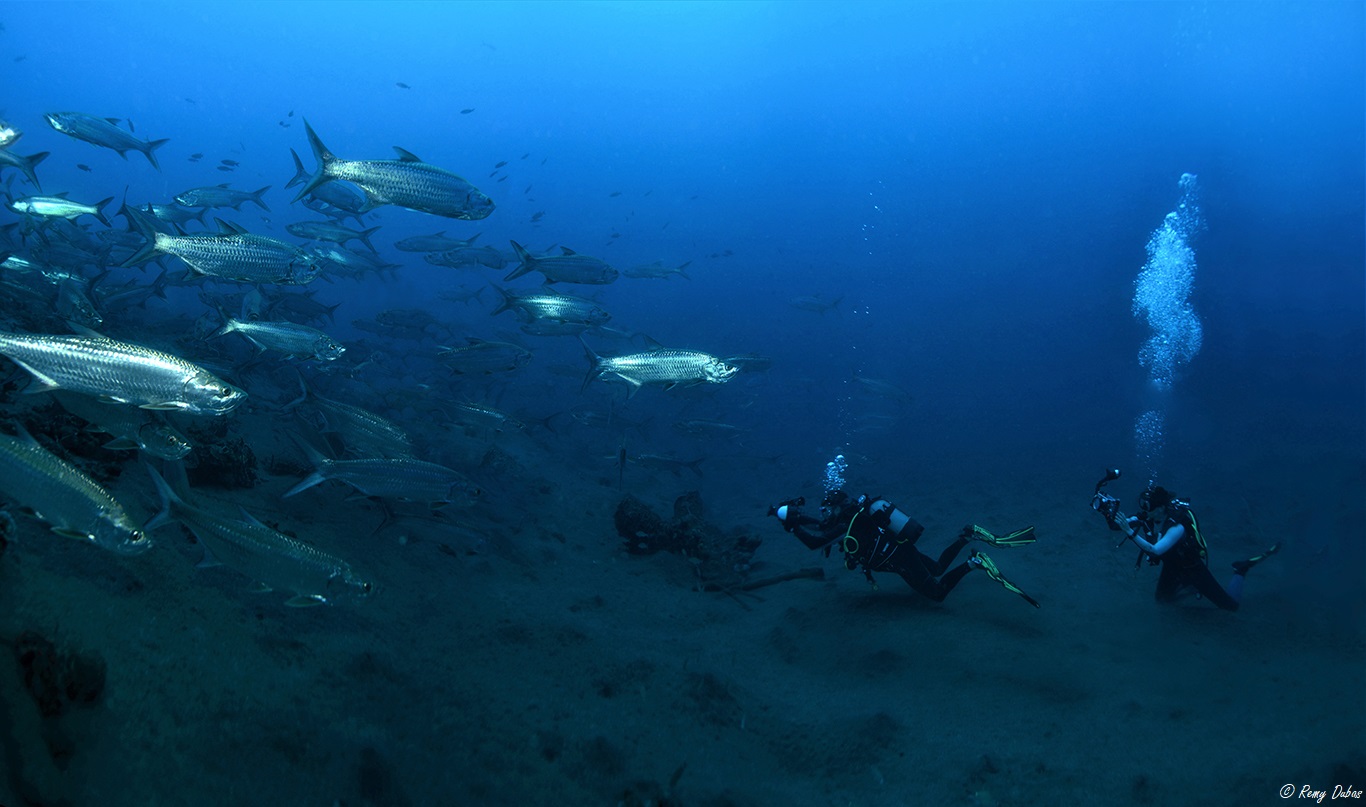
[
  {"x1": 214, "y1": 217, "x2": 234, "y2": 233},
  {"x1": 393, "y1": 147, "x2": 422, "y2": 162},
  {"x1": 67, "y1": 321, "x2": 108, "y2": 339},
  {"x1": 216, "y1": 183, "x2": 231, "y2": 188},
  {"x1": 465, "y1": 336, "x2": 487, "y2": 346},
  {"x1": 104, "y1": 117, "x2": 121, "y2": 126},
  {"x1": 237, "y1": 506, "x2": 273, "y2": 531},
  {"x1": 214, "y1": 218, "x2": 249, "y2": 235},
  {"x1": 560, "y1": 247, "x2": 577, "y2": 256}
]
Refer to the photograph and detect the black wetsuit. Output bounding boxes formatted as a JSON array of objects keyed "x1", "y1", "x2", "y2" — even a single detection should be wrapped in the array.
[
  {"x1": 1148, "y1": 507, "x2": 1240, "y2": 611},
  {"x1": 790, "y1": 502, "x2": 973, "y2": 602}
]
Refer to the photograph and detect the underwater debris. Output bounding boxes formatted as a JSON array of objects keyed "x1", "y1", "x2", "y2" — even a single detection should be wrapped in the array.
[
  {"x1": 186, "y1": 425, "x2": 258, "y2": 489},
  {"x1": 13, "y1": 631, "x2": 106, "y2": 719},
  {"x1": 612, "y1": 491, "x2": 761, "y2": 591}
]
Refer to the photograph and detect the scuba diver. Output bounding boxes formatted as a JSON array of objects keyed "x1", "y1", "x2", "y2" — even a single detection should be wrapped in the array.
[
  {"x1": 768, "y1": 456, "x2": 1040, "y2": 608},
  {"x1": 1091, "y1": 470, "x2": 1281, "y2": 611}
]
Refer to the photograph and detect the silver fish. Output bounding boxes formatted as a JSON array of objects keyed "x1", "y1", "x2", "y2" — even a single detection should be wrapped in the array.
[
  {"x1": 293, "y1": 120, "x2": 495, "y2": 220},
  {"x1": 44, "y1": 111, "x2": 169, "y2": 170},
  {"x1": 582, "y1": 343, "x2": 738, "y2": 397},
  {"x1": 395, "y1": 231, "x2": 479, "y2": 252},
  {"x1": 491, "y1": 285, "x2": 610, "y2": 327},
  {"x1": 290, "y1": 375, "x2": 413, "y2": 459},
  {"x1": 0, "y1": 426, "x2": 149, "y2": 554},
  {"x1": 146, "y1": 467, "x2": 372, "y2": 607},
  {"x1": 286, "y1": 220, "x2": 379, "y2": 251},
  {"x1": 436, "y1": 338, "x2": 531, "y2": 375},
  {"x1": 0, "y1": 118, "x2": 22, "y2": 148},
  {"x1": 284, "y1": 443, "x2": 480, "y2": 506},
  {"x1": 9, "y1": 194, "x2": 112, "y2": 226},
  {"x1": 505, "y1": 240, "x2": 618, "y2": 285},
  {"x1": 211, "y1": 316, "x2": 345, "y2": 361},
  {"x1": 53, "y1": 391, "x2": 193, "y2": 460},
  {"x1": 622, "y1": 260, "x2": 691, "y2": 281},
  {"x1": 174, "y1": 184, "x2": 271, "y2": 211},
  {"x1": 126, "y1": 216, "x2": 320, "y2": 285},
  {"x1": 0, "y1": 330, "x2": 246, "y2": 415}
]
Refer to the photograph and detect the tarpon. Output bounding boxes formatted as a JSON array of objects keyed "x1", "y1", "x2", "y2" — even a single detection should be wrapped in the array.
[
  {"x1": 0, "y1": 330, "x2": 246, "y2": 414},
  {"x1": 44, "y1": 111, "x2": 168, "y2": 170},
  {"x1": 293, "y1": 120, "x2": 495, "y2": 220},
  {"x1": 146, "y1": 466, "x2": 372, "y2": 607},
  {"x1": 581, "y1": 342, "x2": 738, "y2": 397},
  {"x1": 0, "y1": 426, "x2": 149, "y2": 554}
]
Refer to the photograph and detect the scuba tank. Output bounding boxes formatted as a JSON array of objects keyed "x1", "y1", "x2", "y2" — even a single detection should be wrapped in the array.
[{"x1": 866, "y1": 498, "x2": 923, "y2": 544}]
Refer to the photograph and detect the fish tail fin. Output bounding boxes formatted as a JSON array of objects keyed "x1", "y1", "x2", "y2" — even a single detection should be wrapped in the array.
[
  {"x1": 121, "y1": 204, "x2": 162, "y2": 267},
  {"x1": 208, "y1": 304, "x2": 238, "y2": 339},
  {"x1": 293, "y1": 120, "x2": 335, "y2": 203},
  {"x1": 143, "y1": 463, "x2": 184, "y2": 531},
  {"x1": 686, "y1": 458, "x2": 705, "y2": 478},
  {"x1": 490, "y1": 284, "x2": 513, "y2": 317},
  {"x1": 285, "y1": 148, "x2": 309, "y2": 189},
  {"x1": 504, "y1": 239, "x2": 535, "y2": 281},
  {"x1": 251, "y1": 186, "x2": 272, "y2": 212},
  {"x1": 20, "y1": 151, "x2": 47, "y2": 192},
  {"x1": 359, "y1": 226, "x2": 380, "y2": 253},
  {"x1": 93, "y1": 197, "x2": 114, "y2": 227},
  {"x1": 579, "y1": 336, "x2": 603, "y2": 393},
  {"x1": 283, "y1": 435, "x2": 334, "y2": 498},
  {"x1": 144, "y1": 138, "x2": 170, "y2": 171}
]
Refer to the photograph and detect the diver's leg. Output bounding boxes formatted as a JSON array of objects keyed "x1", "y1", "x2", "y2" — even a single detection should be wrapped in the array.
[
  {"x1": 932, "y1": 536, "x2": 971, "y2": 575},
  {"x1": 897, "y1": 555, "x2": 972, "y2": 603},
  {"x1": 1153, "y1": 563, "x2": 1185, "y2": 604},
  {"x1": 1189, "y1": 564, "x2": 1240, "y2": 611}
]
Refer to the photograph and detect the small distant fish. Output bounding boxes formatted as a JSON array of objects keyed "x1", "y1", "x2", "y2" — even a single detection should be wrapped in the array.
[
  {"x1": 530, "y1": 211, "x2": 544, "y2": 222},
  {"x1": 220, "y1": 159, "x2": 239, "y2": 166},
  {"x1": 521, "y1": 153, "x2": 529, "y2": 160},
  {"x1": 460, "y1": 108, "x2": 474, "y2": 114},
  {"x1": 182, "y1": 97, "x2": 197, "y2": 105},
  {"x1": 506, "y1": 241, "x2": 618, "y2": 285},
  {"x1": 288, "y1": 110, "x2": 294, "y2": 117},
  {"x1": 189, "y1": 152, "x2": 203, "y2": 162},
  {"x1": 216, "y1": 165, "x2": 234, "y2": 172},
  {"x1": 396, "y1": 82, "x2": 411, "y2": 89},
  {"x1": 14, "y1": 55, "x2": 26, "y2": 63},
  {"x1": 788, "y1": 295, "x2": 843, "y2": 315},
  {"x1": 436, "y1": 337, "x2": 532, "y2": 375},
  {"x1": 494, "y1": 160, "x2": 507, "y2": 169},
  {"x1": 609, "y1": 191, "x2": 622, "y2": 197},
  {"x1": 523, "y1": 185, "x2": 532, "y2": 194},
  {"x1": 76, "y1": 163, "x2": 91, "y2": 172}
]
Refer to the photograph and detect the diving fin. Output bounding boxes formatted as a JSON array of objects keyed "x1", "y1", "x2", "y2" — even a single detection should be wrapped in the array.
[
  {"x1": 970, "y1": 550, "x2": 1040, "y2": 608},
  {"x1": 1232, "y1": 542, "x2": 1282, "y2": 575},
  {"x1": 964, "y1": 524, "x2": 1037, "y2": 548}
]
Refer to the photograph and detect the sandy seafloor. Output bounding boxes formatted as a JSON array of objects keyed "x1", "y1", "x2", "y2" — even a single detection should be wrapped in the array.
[{"x1": 0, "y1": 390, "x2": 1360, "y2": 807}]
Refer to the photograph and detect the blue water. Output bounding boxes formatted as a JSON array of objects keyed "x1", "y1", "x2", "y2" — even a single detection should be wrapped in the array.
[{"x1": 0, "y1": 2, "x2": 1362, "y2": 805}]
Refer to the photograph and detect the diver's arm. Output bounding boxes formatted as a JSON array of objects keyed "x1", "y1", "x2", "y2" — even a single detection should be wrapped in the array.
[
  {"x1": 1128, "y1": 522, "x2": 1184, "y2": 556},
  {"x1": 789, "y1": 516, "x2": 831, "y2": 551}
]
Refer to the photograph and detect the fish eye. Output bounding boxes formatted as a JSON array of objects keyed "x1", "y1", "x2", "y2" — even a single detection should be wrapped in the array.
[
  {"x1": 130, "y1": 530, "x2": 147, "y2": 543},
  {"x1": 218, "y1": 386, "x2": 232, "y2": 397}
]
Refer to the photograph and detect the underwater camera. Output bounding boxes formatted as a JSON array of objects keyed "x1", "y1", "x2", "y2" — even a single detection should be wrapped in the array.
[
  {"x1": 768, "y1": 496, "x2": 805, "y2": 531},
  {"x1": 1091, "y1": 469, "x2": 1121, "y2": 527}
]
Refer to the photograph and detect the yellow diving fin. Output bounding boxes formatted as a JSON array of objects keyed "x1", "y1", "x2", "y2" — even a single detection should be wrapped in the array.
[{"x1": 970, "y1": 550, "x2": 1040, "y2": 608}]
